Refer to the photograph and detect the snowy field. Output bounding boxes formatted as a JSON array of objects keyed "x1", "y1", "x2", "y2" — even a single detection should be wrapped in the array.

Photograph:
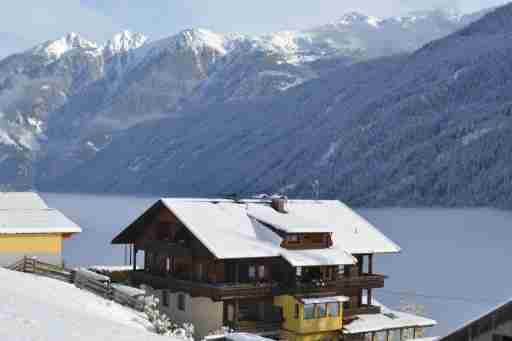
[
  {"x1": 41, "y1": 193, "x2": 512, "y2": 337},
  {"x1": 0, "y1": 268, "x2": 168, "y2": 341}
]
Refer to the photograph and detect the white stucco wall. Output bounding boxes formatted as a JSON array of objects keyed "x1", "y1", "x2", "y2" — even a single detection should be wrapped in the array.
[{"x1": 152, "y1": 289, "x2": 224, "y2": 340}]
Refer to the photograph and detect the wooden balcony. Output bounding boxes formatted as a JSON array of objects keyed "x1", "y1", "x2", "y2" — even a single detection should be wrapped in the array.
[
  {"x1": 234, "y1": 321, "x2": 282, "y2": 337},
  {"x1": 293, "y1": 274, "x2": 386, "y2": 294},
  {"x1": 339, "y1": 274, "x2": 386, "y2": 289},
  {"x1": 136, "y1": 241, "x2": 191, "y2": 257},
  {"x1": 130, "y1": 270, "x2": 279, "y2": 301}
]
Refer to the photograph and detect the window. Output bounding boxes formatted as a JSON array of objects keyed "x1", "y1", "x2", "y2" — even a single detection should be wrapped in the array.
[
  {"x1": 258, "y1": 265, "x2": 265, "y2": 279},
  {"x1": 327, "y1": 303, "x2": 339, "y2": 317},
  {"x1": 317, "y1": 304, "x2": 327, "y2": 318},
  {"x1": 304, "y1": 304, "x2": 315, "y2": 320},
  {"x1": 294, "y1": 304, "x2": 299, "y2": 319},
  {"x1": 166, "y1": 257, "x2": 171, "y2": 272},
  {"x1": 249, "y1": 265, "x2": 256, "y2": 280},
  {"x1": 162, "y1": 290, "x2": 169, "y2": 307},
  {"x1": 343, "y1": 301, "x2": 350, "y2": 310},
  {"x1": 177, "y1": 293, "x2": 186, "y2": 311},
  {"x1": 197, "y1": 263, "x2": 203, "y2": 281}
]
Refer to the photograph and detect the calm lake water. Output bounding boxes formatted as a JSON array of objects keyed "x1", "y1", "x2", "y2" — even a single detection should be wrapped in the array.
[{"x1": 41, "y1": 193, "x2": 512, "y2": 338}]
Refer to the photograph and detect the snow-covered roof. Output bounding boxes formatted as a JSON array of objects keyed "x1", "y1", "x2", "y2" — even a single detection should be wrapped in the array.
[
  {"x1": 300, "y1": 296, "x2": 349, "y2": 305},
  {"x1": 115, "y1": 198, "x2": 399, "y2": 265},
  {"x1": 286, "y1": 201, "x2": 401, "y2": 254},
  {"x1": 0, "y1": 209, "x2": 82, "y2": 234},
  {"x1": 282, "y1": 247, "x2": 355, "y2": 267},
  {"x1": 0, "y1": 192, "x2": 82, "y2": 235},
  {"x1": 441, "y1": 298, "x2": 511, "y2": 340},
  {"x1": 344, "y1": 297, "x2": 437, "y2": 335},
  {"x1": 0, "y1": 192, "x2": 49, "y2": 210},
  {"x1": 247, "y1": 205, "x2": 334, "y2": 233},
  {"x1": 161, "y1": 199, "x2": 358, "y2": 265}
]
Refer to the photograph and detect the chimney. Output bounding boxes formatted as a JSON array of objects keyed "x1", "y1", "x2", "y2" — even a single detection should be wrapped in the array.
[{"x1": 271, "y1": 197, "x2": 287, "y2": 213}]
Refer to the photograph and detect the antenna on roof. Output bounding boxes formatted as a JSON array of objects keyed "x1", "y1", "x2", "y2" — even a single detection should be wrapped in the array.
[{"x1": 312, "y1": 179, "x2": 320, "y2": 201}]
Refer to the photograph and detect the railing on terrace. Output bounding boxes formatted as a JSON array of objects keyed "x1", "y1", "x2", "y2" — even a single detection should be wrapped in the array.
[
  {"x1": 293, "y1": 274, "x2": 386, "y2": 294},
  {"x1": 130, "y1": 270, "x2": 280, "y2": 301}
]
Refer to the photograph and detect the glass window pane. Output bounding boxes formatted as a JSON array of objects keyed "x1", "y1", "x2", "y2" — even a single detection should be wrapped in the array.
[
  {"x1": 327, "y1": 303, "x2": 339, "y2": 317},
  {"x1": 249, "y1": 265, "x2": 256, "y2": 279},
  {"x1": 304, "y1": 304, "x2": 315, "y2": 320},
  {"x1": 258, "y1": 265, "x2": 265, "y2": 279},
  {"x1": 178, "y1": 293, "x2": 185, "y2": 311},
  {"x1": 317, "y1": 304, "x2": 327, "y2": 318}
]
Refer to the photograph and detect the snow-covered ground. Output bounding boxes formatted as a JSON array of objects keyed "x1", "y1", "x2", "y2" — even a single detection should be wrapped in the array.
[{"x1": 0, "y1": 268, "x2": 169, "y2": 341}]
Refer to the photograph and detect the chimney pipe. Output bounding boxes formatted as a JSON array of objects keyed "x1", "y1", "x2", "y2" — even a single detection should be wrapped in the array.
[{"x1": 271, "y1": 197, "x2": 287, "y2": 213}]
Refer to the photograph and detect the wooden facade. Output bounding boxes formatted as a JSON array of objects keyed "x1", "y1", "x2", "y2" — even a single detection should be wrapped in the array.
[{"x1": 113, "y1": 201, "x2": 388, "y2": 336}]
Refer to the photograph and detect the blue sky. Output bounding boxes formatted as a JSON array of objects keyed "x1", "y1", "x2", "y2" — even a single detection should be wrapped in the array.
[{"x1": 0, "y1": 0, "x2": 509, "y2": 54}]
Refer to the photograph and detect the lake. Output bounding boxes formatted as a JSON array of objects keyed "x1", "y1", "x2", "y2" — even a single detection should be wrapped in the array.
[{"x1": 41, "y1": 193, "x2": 512, "y2": 338}]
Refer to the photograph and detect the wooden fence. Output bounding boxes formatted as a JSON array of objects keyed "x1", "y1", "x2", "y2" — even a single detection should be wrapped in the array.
[{"x1": 6, "y1": 257, "x2": 146, "y2": 312}]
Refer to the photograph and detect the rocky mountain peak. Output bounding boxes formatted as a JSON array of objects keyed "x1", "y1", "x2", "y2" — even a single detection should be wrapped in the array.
[
  {"x1": 31, "y1": 32, "x2": 98, "y2": 60},
  {"x1": 103, "y1": 30, "x2": 148, "y2": 57}
]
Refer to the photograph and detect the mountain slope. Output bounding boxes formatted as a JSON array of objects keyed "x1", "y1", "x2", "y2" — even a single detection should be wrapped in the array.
[
  {"x1": 42, "y1": 4, "x2": 512, "y2": 208},
  {"x1": 0, "y1": 8, "x2": 490, "y2": 192}
]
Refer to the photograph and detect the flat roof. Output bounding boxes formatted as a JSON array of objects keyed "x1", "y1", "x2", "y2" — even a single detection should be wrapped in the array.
[
  {"x1": 300, "y1": 296, "x2": 349, "y2": 305},
  {"x1": 344, "y1": 297, "x2": 437, "y2": 335}
]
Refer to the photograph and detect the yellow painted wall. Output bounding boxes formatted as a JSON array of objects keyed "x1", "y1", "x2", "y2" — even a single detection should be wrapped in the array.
[
  {"x1": 0, "y1": 234, "x2": 63, "y2": 254},
  {"x1": 274, "y1": 295, "x2": 343, "y2": 336}
]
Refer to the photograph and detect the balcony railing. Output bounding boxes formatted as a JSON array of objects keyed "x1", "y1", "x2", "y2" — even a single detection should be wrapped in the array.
[
  {"x1": 131, "y1": 271, "x2": 386, "y2": 301},
  {"x1": 136, "y1": 241, "x2": 191, "y2": 257},
  {"x1": 293, "y1": 274, "x2": 386, "y2": 294},
  {"x1": 234, "y1": 321, "x2": 283, "y2": 336},
  {"x1": 130, "y1": 271, "x2": 279, "y2": 301}
]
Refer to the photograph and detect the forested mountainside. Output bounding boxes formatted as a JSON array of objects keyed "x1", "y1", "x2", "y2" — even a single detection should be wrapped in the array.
[
  {"x1": 4, "y1": 5, "x2": 512, "y2": 208},
  {"x1": 40, "y1": 4, "x2": 512, "y2": 208}
]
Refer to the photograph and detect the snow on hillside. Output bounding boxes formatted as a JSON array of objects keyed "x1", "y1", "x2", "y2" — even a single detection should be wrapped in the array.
[{"x1": 0, "y1": 268, "x2": 169, "y2": 341}]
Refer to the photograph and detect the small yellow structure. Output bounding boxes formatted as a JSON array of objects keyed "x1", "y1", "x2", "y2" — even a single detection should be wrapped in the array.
[
  {"x1": 274, "y1": 295, "x2": 347, "y2": 341},
  {"x1": 0, "y1": 192, "x2": 81, "y2": 266}
]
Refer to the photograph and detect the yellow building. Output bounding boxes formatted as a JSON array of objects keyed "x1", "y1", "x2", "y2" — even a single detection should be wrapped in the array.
[
  {"x1": 274, "y1": 295, "x2": 348, "y2": 341},
  {"x1": 0, "y1": 192, "x2": 81, "y2": 266}
]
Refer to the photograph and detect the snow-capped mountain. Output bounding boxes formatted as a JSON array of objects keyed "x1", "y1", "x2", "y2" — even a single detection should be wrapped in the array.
[
  {"x1": 38, "y1": 3, "x2": 512, "y2": 208},
  {"x1": 0, "y1": 8, "x2": 491, "y2": 192}
]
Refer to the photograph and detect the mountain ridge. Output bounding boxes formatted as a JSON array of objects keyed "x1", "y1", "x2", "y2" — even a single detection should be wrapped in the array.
[
  {"x1": 38, "y1": 3, "x2": 512, "y2": 208},
  {"x1": 0, "y1": 7, "x2": 499, "y2": 202}
]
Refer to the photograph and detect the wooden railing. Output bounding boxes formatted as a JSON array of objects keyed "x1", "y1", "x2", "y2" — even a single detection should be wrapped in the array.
[
  {"x1": 131, "y1": 271, "x2": 386, "y2": 300},
  {"x1": 6, "y1": 257, "x2": 146, "y2": 312},
  {"x1": 131, "y1": 270, "x2": 279, "y2": 301},
  {"x1": 136, "y1": 240, "x2": 191, "y2": 257},
  {"x1": 6, "y1": 256, "x2": 73, "y2": 282},
  {"x1": 234, "y1": 321, "x2": 283, "y2": 335},
  {"x1": 293, "y1": 274, "x2": 386, "y2": 294}
]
